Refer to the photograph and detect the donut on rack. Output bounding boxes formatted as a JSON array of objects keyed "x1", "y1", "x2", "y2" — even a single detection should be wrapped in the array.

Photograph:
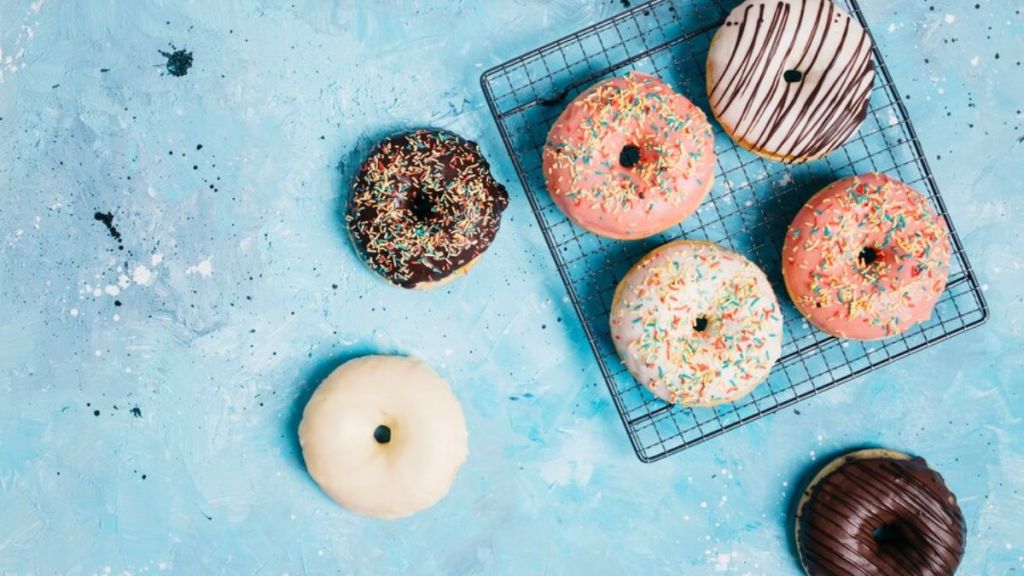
[
  {"x1": 783, "y1": 173, "x2": 951, "y2": 340},
  {"x1": 706, "y1": 0, "x2": 875, "y2": 163},
  {"x1": 543, "y1": 72, "x2": 716, "y2": 239},
  {"x1": 610, "y1": 240, "x2": 783, "y2": 406}
]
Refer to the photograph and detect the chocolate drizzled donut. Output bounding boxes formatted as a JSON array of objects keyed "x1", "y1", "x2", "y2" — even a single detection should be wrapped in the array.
[
  {"x1": 795, "y1": 449, "x2": 966, "y2": 576},
  {"x1": 706, "y1": 0, "x2": 875, "y2": 163},
  {"x1": 347, "y1": 129, "x2": 508, "y2": 289}
]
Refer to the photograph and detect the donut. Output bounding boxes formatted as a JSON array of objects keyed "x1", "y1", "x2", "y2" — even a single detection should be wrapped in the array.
[
  {"x1": 706, "y1": 0, "x2": 875, "y2": 163},
  {"x1": 795, "y1": 449, "x2": 966, "y2": 576},
  {"x1": 298, "y1": 355, "x2": 468, "y2": 519},
  {"x1": 347, "y1": 129, "x2": 509, "y2": 289},
  {"x1": 610, "y1": 240, "x2": 783, "y2": 406},
  {"x1": 783, "y1": 173, "x2": 951, "y2": 340},
  {"x1": 543, "y1": 72, "x2": 716, "y2": 239}
]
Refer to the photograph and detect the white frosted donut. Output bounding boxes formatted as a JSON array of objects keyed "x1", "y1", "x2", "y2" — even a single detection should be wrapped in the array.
[
  {"x1": 610, "y1": 240, "x2": 783, "y2": 407},
  {"x1": 298, "y1": 356, "x2": 468, "y2": 519},
  {"x1": 706, "y1": 0, "x2": 875, "y2": 163}
]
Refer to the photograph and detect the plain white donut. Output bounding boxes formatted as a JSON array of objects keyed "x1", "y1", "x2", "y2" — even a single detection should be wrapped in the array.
[{"x1": 298, "y1": 355, "x2": 468, "y2": 519}]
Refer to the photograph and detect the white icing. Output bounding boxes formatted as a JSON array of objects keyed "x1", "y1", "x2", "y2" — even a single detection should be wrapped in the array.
[
  {"x1": 610, "y1": 241, "x2": 783, "y2": 407},
  {"x1": 298, "y1": 356, "x2": 468, "y2": 519}
]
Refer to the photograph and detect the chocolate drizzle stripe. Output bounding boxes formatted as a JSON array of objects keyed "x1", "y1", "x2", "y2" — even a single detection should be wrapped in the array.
[
  {"x1": 741, "y1": 1, "x2": 802, "y2": 134},
  {"x1": 823, "y1": 462, "x2": 961, "y2": 563},
  {"x1": 851, "y1": 462, "x2": 964, "y2": 543},
  {"x1": 782, "y1": 22, "x2": 872, "y2": 158},
  {"x1": 758, "y1": 0, "x2": 833, "y2": 151},
  {"x1": 803, "y1": 479, "x2": 942, "y2": 575},
  {"x1": 800, "y1": 514, "x2": 878, "y2": 575},
  {"x1": 797, "y1": 454, "x2": 966, "y2": 576},
  {"x1": 709, "y1": 0, "x2": 875, "y2": 162}
]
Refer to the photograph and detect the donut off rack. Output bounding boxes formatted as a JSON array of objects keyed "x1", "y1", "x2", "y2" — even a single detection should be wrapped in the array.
[{"x1": 480, "y1": 0, "x2": 989, "y2": 462}]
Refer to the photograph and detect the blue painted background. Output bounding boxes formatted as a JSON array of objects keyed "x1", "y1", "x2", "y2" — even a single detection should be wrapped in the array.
[{"x1": 1, "y1": 1, "x2": 1021, "y2": 574}]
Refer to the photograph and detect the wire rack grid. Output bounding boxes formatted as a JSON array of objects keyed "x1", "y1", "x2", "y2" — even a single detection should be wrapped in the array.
[{"x1": 480, "y1": 0, "x2": 988, "y2": 462}]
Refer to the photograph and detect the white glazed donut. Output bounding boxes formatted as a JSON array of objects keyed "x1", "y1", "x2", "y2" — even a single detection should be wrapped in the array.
[
  {"x1": 706, "y1": 0, "x2": 875, "y2": 163},
  {"x1": 610, "y1": 240, "x2": 783, "y2": 406},
  {"x1": 298, "y1": 355, "x2": 468, "y2": 519}
]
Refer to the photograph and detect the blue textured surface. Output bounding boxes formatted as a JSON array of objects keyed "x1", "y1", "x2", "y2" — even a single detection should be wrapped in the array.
[{"x1": 0, "y1": 1, "x2": 1021, "y2": 574}]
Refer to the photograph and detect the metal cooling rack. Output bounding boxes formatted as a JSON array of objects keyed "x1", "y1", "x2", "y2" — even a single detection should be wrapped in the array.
[{"x1": 480, "y1": 0, "x2": 988, "y2": 462}]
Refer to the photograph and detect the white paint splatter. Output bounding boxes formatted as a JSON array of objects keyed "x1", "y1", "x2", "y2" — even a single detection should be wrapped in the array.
[
  {"x1": 104, "y1": 285, "x2": 120, "y2": 297},
  {"x1": 132, "y1": 265, "x2": 153, "y2": 285},
  {"x1": 117, "y1": 274, "x2": 131, "y2": 289},
  {"x1": 944, "y1": 14, "x2": 956, "y2": 24},
  {"x1": 0, "y1": 2, "x2": 44, "y2": 83},
  {"x1": 971, "y1": 56, "x2": 980, "y2": 66},
  {"x1": 714, "y1": 552, "x2": 734, "y2": 572},
  {"x1": 185, "y1": 257, "x2": 213, "y2": 278},
  {"x1": 94, "y1": 350, "x2": 102, "y2": 357},
  {"x1": 70, "y1": 308, "x2": 78, "y2": 317},
  {"x1": 151, "y1": 253, "x2": 163, "y2": 266}
]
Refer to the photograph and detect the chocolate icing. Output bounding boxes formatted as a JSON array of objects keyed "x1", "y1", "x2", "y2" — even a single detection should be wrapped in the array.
[
  {"x1": 797, "y1": 454, "x2": 966, "y2": 576},
  {"x1": 347, "y1": 129, "x2": 508, "y2": 288}
]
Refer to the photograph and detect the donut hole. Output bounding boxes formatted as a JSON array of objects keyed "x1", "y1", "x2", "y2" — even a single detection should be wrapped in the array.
[
  {"x1": 783, "y1": 69, "x2": 804, "y2": 83},
  {"x1": 858, "y1": 246, "x2": 880, "y2": 266},
  {"x1": 408, "y1": 191, "x2": 435, "y2": 221},
  {"x1": 872, "y1": 523, "x2": 908, "y2": 547},
  {"x1": 693, "y1": 316, "x2": 709, "y2": 333},
  {"x1": 619, "y1": 144, "x2": 642, "y2": 169},
  {"x1": 373, "y1": 424, "x2": 392, "y2": 445}
]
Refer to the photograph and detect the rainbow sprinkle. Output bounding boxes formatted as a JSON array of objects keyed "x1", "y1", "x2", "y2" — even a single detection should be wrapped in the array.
[
  {"x1": 543, "y1": 72, "x2": 714, "y2": 215},
  {"x1": 611, "y1": 242, "x2": 783, "y2": 406},
  {"x1": 784, "y1": 174, "x2": 951, "y2": 338},
  {"x1": 347, "y1": 130, "x2": 508, "y2": 288}
]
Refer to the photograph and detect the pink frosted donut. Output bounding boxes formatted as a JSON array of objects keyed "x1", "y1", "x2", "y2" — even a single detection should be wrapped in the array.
[
  {"x1": 783, "y1": 173, "x2": 951, "y2": 340},
  {"x1": 542, "y1": 72, "x2": 716, "y2": 239}
]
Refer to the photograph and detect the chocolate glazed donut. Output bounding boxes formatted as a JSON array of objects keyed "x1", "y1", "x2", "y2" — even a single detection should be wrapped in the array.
[
  {"x1": 795, "y1": 449, "x2": 966, "y2": 576},
  {"x1": 346, "y1": 129, "x2": 508, "y2": 289}
]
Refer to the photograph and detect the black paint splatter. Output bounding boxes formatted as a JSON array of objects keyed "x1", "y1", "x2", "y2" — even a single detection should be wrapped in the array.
[
  {"x1": 130, "y1": 406, "x2": 143, "y2": 418},
  {"x1": 159, "y1": 46, "x2": 193, "y2": 77},
  {"x1": 93, "y1": 211, "x2": 124, "y2": 250}
]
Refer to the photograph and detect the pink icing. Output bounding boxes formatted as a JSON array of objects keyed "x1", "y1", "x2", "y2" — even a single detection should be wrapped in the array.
[
  {"x1": 542, "y1": 72, "x2": 716, "y2": 239},
  {"x1": 783, "y1": 173, "x2": 951, "y2": 340}
]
